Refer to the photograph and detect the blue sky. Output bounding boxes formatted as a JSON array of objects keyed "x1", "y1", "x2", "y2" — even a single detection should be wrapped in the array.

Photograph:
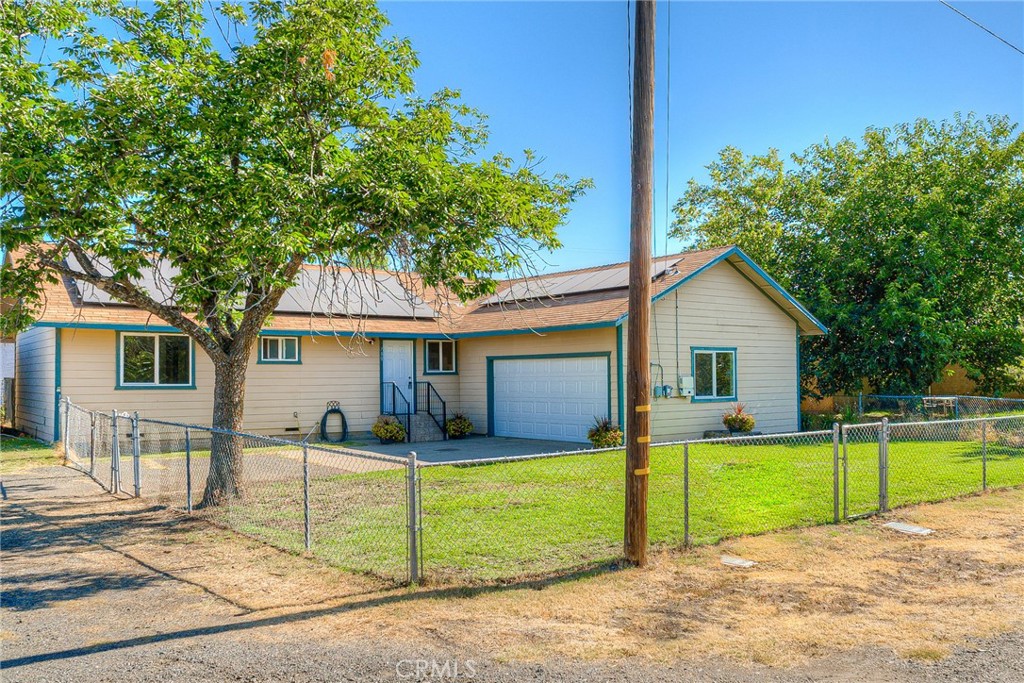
[{"x1": 380, "y1": 1, "x2": 1024, "y2": 271}]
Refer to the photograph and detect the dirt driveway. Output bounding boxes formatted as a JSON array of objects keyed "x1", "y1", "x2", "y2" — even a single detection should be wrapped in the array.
[{"x1": 3, "y1": 463, "x2": 1024, "y2": 682}]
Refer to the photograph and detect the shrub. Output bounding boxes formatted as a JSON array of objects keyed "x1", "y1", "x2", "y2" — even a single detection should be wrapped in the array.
[
  {"x1": 722, "y1": 403, "x2": 756, "y2": 432},
  {"x1": 587, "y1": 417, "x2": 623, "y2": 449},
  {"x1": 371, "y1": 415, "x2": 406, "y2": 443},
  {"x1": 445, "y1": 413, "x2": 474, "y2": 439}
]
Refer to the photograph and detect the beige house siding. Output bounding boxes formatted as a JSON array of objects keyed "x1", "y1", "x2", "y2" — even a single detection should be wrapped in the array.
[
  {"x1": 413, "y1": 338, "x2": 461, "y2": 414},
  {"x1": 456, "y1": 328, "x2": 621, "y2": 436},
  {"x1": 58, "y1": 330, "x2": 381, "y2": 437},
  {"x1": 14, "y1": 326, "x2": 57, "y2": 441},
  {"x1": 627, "y1": 261, "x2": 799, "y2": 440},
  {"x1": 30, "y1": 262, "x2": 802, "y2": 444}
]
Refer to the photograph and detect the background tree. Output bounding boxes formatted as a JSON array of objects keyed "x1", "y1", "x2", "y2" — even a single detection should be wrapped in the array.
[
  {"x1": 1, "y1": 0, "x2": 590, "y2": 504},
  {"x1": 673, "y1": 115, "x2": 1024, "y2": 396}
]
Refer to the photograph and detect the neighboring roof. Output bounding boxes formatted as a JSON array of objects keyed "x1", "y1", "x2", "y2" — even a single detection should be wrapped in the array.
[{"x1": 17, "y1": 245, "x2": 827, "y2": 338}]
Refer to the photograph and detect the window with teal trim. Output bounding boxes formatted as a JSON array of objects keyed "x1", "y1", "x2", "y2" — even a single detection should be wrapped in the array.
[
  {"x1": 425, "y1": 340, "x2": 456, "y2": 374},
  {"x1": 260, "y1": 336, "x2": 299, "y2": 363},
  {"x1": 121, "y1": 333, "x2": 191, "y2": 386},
  {"x1": 693, "y1": 349, "x2": 736, "y2": 400}
]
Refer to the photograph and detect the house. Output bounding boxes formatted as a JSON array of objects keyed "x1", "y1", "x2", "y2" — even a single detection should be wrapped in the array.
[{"x1": 10, "y1": 245, "x2": 826, "y2": 444}]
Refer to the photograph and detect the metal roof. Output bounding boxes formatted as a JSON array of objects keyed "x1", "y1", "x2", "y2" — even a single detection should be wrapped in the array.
[{"x1": 72, "y1": 256, "x2": 432, "y2": 319}]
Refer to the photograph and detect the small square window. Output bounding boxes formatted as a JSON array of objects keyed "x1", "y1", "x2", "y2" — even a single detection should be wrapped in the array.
[
  {"x1": 425, "y1": 340, "x2": 456, "y2": 374},
  {"x1": 693, "y1": 349, "x2": 736, "y2": 401},
  {"x1": 260, "y1": 336, "x2": 300, "y2": 363},
  {"x1": 120, "y1": 333, "x2": 192, "y2": 387}
]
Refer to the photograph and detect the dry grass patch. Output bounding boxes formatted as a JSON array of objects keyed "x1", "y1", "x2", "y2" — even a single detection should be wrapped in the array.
[
  {"x1": 321, "y1": 488, "x2": 1024, "y2": 667},
  {"x1": 23, "y1": 472, "x2": 1024, "y2": 671}
]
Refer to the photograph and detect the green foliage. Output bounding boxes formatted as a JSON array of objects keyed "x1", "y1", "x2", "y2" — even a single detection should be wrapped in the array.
[
  {"x1": 371, "y1": 415, "x2": 406, "y2": 443},
  {"x1": 586, "y1": 417, "x2": 623, "y2": 449},
  {"x1": 721, "y1": 403, "x2": 756, "y2": 432},
  {"x1": 0, "y1": 0, "x2": 590, "y2": 346},
  {"x1": 673, "y1": 115, "x2": 1024, "y2": 396},
  {"x1": 444, "y1": 412, "x2": 473, "y2": 439}
]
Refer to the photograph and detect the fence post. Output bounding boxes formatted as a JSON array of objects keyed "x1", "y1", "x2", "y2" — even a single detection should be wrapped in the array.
[
  {"x1": 683, "y1": 442, "x2": 690, "y2": 548},
  {"x1": 841, "y1": 424, "x2": 849, "y2": 520},
  {"x1": 185, "y1": 426, "x2": 193, "y2": 513},
  {"x1": 303, "y1": 443, "x2": 311, "y2": 552},
  {"x1": 878, "y1": 418, "x2": 889, "y2": 513},
  {"x1": 407, "y1": 451, "x2": 420, "y2": 584},
  {"x1": 89, "y1": 412, "x2": 97, "y2": 476},
  {"x1": 62, "y1": 396, "x2": 71, "y2": 459},
  {"x1": 832, "y1": 423, "x2": 840, "y2": 524},
  {"x1": 858, "y1": 392, "x2": 863, "y2": 418},
  {"x1": 110, "y1": 410, "x2": 121, "y2": 494},
  {"x1": 981, "y1": 420, "x2": 988, "y2": 492},
  {"x1": 131, "y1": 412, "x2": 142, "y2": 497},
  {"x1": 954, "y1": 396, "x2": 960, "y2": 420}
]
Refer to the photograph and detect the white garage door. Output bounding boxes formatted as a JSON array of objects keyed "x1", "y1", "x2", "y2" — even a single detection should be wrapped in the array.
[{"x1": 492, "y1": 356, "x2": 609, "y2": 443}]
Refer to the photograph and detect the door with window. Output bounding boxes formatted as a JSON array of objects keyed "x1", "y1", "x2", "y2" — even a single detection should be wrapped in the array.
[{"x1": 381, "y1": 340, "x2": 415, "y2": 413}]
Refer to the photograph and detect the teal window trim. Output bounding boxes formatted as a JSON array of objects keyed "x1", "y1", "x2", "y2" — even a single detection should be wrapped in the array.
[
  {"x1": 485, "y1": 352, "x2": 613, "y2": 437},
  {"x1": 115, "y1": 331, "x2": 197, "y2": 390},
  {"x1": 690, "y1": 346, "x2": 737, "y2": 403},
  {"x1": 423, "y1": 339, "x2": 457, "y2": 375},
  {"x1": 257, "y1": 335, "x2": 302, "y2": 364}
]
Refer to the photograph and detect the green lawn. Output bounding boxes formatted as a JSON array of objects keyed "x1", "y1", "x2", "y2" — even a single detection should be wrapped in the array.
[
  {"x1": 219, "y1": 431, "x2": 1022, "y2": 582},
  {"x1": 1, "y1": 436, "x2": 59, "y2": 474},
  {"x1": 72, "y1": 424, "x2": 1022, "y2": 583}
]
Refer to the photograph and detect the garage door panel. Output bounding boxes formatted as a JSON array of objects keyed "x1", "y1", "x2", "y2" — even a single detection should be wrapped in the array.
[{"x1": 492, "y1": 356, "x2": 609, "y2": 443}]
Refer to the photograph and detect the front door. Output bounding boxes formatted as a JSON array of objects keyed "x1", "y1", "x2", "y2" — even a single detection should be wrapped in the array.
[{"x1": 381, "y1": 340, "x2": 415, "y2": 413}]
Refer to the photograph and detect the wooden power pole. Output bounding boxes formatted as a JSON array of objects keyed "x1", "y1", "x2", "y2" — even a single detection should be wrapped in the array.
[{"x1": 625, "y1": 0, "x2": 655, "y2": 566}]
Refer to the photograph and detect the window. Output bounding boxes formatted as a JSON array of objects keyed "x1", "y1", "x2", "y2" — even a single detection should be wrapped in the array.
[
  {"x1": 260, "y1": 336, "x2": 300, "y2": 363},
  {"x1": 119, "y1": 333, "x2": 193, "y2": 388},
  {"x1": 692, "y1": 348, "x2": 736, "y2": 401},
  {"x1": 424, "y1": 340, "x2": 456, "y2": 374}
]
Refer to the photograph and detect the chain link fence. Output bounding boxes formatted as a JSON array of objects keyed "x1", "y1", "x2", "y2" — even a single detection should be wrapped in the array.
[
  {"x1": 61, "y1": 398, "x2": 1024, "y2": 584},
  {"x1": 855, "y1": 393, "x2": 1024, "y2": 422},
  {"x1": 62, "y1": 399, "x2": 410, "y2": 581}
]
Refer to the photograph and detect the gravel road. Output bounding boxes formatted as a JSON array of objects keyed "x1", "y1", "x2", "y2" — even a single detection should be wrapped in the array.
[{"x1": 3, "y1": 465, "x2": 1023, "y2": 682}]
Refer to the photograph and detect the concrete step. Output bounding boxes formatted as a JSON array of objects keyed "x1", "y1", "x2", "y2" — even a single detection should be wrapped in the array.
[{"x1": 410, "y1": 413, "x2": 446, "y2": 443}]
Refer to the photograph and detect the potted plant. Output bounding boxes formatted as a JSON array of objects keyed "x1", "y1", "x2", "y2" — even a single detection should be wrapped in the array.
[
  {"x1": 722, "y1": 403, "x2": 756, "y2": 434},
  {"x1": 371, "y1": 415, "x2": 407, "y2": 444},
  {"x1": 587, "y1": 417, "x2": 624, "y2": 449},
  {"x1": 445, "y1": 413, "x2": 474, "y2": 439}
]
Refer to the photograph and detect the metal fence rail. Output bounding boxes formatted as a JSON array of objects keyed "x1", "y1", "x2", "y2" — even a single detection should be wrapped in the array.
[{"x1": 60, "y1": 397, "x2": 1024, "y2": 584}]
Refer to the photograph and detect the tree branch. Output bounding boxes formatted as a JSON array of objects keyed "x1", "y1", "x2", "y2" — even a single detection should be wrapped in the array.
[{"x1": 44, "y1": 243, "x2": 226, "y2": 363}]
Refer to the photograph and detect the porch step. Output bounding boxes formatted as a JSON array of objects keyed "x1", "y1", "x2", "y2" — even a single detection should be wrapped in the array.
[{"x1": 410, "y1": 413, "x2": 445, "y2": 443}]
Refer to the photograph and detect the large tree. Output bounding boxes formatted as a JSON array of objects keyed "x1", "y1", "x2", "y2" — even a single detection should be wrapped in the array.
[
  {"x1": 1, "y1": 0, "x2": 589, "y2": 504},
  {"x1": 673, "y1": 115, "x2": 1024, "y2": 396}
]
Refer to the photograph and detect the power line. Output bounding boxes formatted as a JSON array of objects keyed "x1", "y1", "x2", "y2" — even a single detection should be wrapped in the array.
[{"x1": 939, "y1": 0, "x2": 1024, "y2": 57}]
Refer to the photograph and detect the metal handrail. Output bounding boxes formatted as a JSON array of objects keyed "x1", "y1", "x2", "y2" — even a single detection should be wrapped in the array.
[
  {"x1": 381, "y1": 381, "x2": 413, "y2": 443},
  {"x1": 415, "y1": 381, "x2": 448, "y2": 440}
]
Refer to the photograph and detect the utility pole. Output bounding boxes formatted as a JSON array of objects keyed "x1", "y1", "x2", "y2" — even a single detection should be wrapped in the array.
[{"x1": 625, "y1": 0, "x2": 655, "y2": 566}]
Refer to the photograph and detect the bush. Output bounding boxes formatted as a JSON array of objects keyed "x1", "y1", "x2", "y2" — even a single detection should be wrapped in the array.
[
  {"x1": 445, "y1": 413, "x2": 474, "y2": 439},
  {"x1": 722, "y1": 403, "x2": 756, "y2": 432},
  {"x1": 371, "y1": 415, "x2": 406, "y2": 443},
  {"x1": 587, "y1": 417, "x2": 623, "y2": 449}
]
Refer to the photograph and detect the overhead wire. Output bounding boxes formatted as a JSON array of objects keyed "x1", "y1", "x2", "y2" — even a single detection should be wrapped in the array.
[{"x1": 938, "y1": 1, "x2": 1024, "y2": 56}]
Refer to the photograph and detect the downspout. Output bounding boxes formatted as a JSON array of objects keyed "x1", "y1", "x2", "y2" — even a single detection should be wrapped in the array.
[
  {"x1": 53, "y1": 328, "x2": 62, "y2": 443},
  {"x1": 616, "y1": 323, "x2": 625, "y2": 440}
]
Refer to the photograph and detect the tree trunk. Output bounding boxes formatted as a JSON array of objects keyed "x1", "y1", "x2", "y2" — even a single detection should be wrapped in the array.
[{"x1": 200, "y1": 356, "x2": 248, "y2": 507}]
